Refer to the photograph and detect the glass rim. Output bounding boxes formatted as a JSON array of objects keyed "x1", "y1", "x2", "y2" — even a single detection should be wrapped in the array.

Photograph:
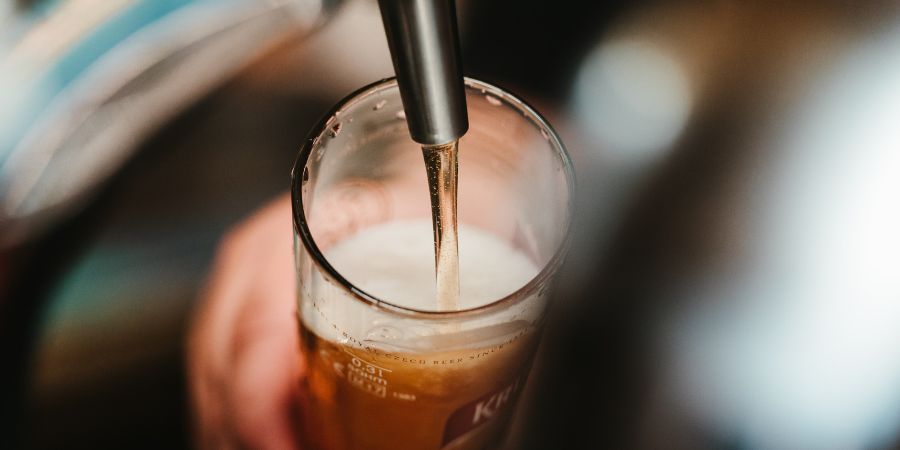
[{"x1": 291, "y1": 77, "x2": 575, "y2": 319}]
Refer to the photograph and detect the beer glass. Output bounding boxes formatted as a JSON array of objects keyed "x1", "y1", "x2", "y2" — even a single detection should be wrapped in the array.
[{"x1": 291, "y1": 77, "x2": 573, "y2": 450}]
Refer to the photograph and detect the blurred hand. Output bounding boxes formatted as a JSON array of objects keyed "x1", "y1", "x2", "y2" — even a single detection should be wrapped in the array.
[{"x1": 188, "y1": 194, "x2": 302, "y2": 450}]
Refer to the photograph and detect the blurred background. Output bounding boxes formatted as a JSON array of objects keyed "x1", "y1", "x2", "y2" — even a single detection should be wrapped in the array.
[{"x1": 3, "y1": 0, "x2": 900, "y2": 449}]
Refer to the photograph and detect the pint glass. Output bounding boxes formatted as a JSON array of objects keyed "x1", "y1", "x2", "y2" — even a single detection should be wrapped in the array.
[{"x1": 291, "y1": 78, "x2": 573, "y2": 450}]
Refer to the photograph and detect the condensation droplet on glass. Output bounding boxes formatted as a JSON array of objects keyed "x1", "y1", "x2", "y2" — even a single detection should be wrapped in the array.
[
  {"x1": 373, "y1": 99, "x2": 387, "y2": 111},
  {"x1": 480, "y1": 88, "x2": 486, "y2": 94},
  {"x1": 302, "y1": 166, "x2": 310, "y2": 184},
  {"x1": 315, "y1": 148, "x2": 324, "y2": 161},
  {"x1": 485, "y1": 95, "x2": 502, "y2": 106},
  {"x1": 540, "y1": 129, "x2": 549, "y2": 140},
  {"x1": 328, "y1": 122, "x2": 342, "y2": 137},
  {"x1": 365, "y1": 325, "x2": 404, "y2": 341},
  {"x1": 395, "y1": 110, "x2": 407, "y2": 120}
]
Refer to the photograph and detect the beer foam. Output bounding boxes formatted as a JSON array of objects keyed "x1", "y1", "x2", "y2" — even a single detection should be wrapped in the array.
[{"x1": 325, "y1": 220, "x2": 539, "y2": 311}]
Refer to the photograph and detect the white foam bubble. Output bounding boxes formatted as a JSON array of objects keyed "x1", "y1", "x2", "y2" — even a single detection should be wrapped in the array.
[{"x1": 325, "y1": 220, "x2": 539, "y2": 311}]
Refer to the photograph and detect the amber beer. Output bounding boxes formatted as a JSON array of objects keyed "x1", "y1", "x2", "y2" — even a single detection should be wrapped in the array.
[
  {"x1": 294, "y1": 218, "x2": 546, "y2": 450},
  {"x1": 298, "y1": 322, "x2": 539, "y2": 450}
]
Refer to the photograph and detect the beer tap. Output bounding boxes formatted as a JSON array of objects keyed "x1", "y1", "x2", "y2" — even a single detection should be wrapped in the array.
[{"x1": 377, "y1": 0, "x2": 468, "y2": 146}]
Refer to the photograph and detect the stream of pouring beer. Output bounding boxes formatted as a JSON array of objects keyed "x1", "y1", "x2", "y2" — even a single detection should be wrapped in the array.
[{"x1": 422, "y1": 141, "x2": 460, "y2": 312}]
